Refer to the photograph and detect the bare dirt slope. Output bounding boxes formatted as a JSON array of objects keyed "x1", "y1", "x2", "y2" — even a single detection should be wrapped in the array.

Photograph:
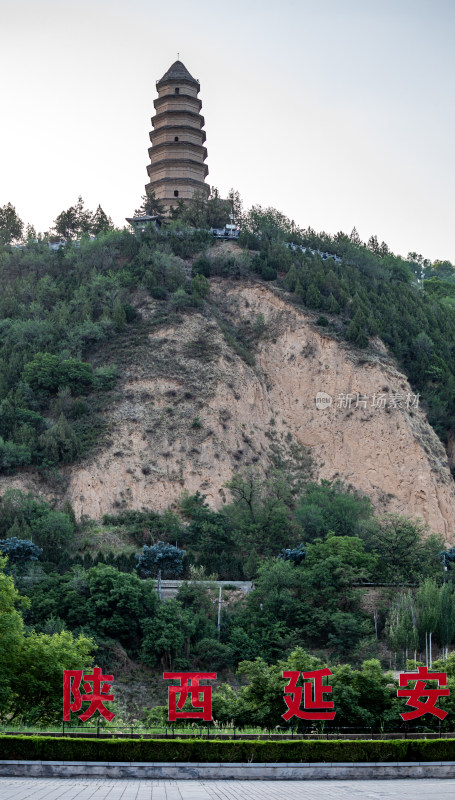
[{"x1": 2, "y1": 280, "x2": 454, "y2": 539}]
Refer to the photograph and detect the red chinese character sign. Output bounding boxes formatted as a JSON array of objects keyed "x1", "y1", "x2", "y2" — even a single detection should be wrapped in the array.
[
  {"x1": 282, "y1": 669, "x2": 336, "y2": 721},
  {"x1": 398, "y1": 667, "x2": 449, "y2": 721},
  {"x1": 63, "y1": 668, "x2": 115, "y2": 722},
  {"x1": 163, "y1": 672, "x2": 217, "y2": 721}
]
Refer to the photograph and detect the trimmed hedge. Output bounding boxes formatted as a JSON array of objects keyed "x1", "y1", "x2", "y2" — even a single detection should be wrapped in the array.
[{"x1": 0, "y1": 736, "x2": 455, "y2": 763}]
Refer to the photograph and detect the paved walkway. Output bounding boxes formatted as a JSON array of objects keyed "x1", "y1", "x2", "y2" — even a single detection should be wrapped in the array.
[{"x1": 1, "y1": 779, "x2": 455, "y2": 800}]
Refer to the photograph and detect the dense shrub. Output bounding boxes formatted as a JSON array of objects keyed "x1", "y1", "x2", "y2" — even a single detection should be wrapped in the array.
[
  {"x1": 1, "y1": 736, "x2": 454, "y2": 763},
  {"x1": 22, "y1": 354, "x2": 94, "y2": 395}
]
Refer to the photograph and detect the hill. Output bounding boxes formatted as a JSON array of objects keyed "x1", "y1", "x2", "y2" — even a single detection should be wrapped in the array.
[
  {"x1": 0, "y1": 221, "x2": 453, "y2": 540},
  {"x1": 2, "y1": 205, "x2": 455, "y2": 725}
]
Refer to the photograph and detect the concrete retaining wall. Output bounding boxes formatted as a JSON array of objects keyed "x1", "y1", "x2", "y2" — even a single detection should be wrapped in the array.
[
  {"x1": 156, "y1": 580, "x2": 253, "y2": 600},
  {"x1": 1, "y1": 761, "x2": 455, "y2": 780}
]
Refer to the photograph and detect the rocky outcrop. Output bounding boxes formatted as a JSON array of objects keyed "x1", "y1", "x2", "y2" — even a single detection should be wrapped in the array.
[{"x1": 2, "y1": 280, "x2": 454, "y2": 540}]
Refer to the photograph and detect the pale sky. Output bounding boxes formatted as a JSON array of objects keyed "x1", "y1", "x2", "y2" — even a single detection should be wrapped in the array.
[{"x1": 1, "y1": 0, "x2": 454, "y2": 262}]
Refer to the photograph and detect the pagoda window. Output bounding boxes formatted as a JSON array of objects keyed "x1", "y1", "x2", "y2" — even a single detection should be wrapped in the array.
[
  {"x1": 174, "y1": 190, "x2": 179, "y2": 197},
  {"x1": 174, "y1": 136, "x2": 179, "y2": 141},
  {"x1": 175, "y1": 88, "x2": 180, "y2": 94}
]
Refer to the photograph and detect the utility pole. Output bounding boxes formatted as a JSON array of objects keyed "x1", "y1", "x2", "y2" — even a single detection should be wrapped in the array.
[{"x1": 217, "y1": 586, "x2": 222, "y2": 638}]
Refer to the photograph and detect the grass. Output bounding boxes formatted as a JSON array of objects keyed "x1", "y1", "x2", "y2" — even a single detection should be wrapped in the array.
[{"x1": 1, "y1": 722, "x2": 453, "y2": 740}]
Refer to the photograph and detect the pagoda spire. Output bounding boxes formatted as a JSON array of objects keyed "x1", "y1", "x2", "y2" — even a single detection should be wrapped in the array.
[{"x1": 146, "y1": 60, "x2": 209, "y2": 212}]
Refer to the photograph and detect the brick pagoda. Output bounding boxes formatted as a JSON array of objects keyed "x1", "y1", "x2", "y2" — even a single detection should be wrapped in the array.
[{"x1": 146, "y1": 60, "x2": 209, "y2": 211}]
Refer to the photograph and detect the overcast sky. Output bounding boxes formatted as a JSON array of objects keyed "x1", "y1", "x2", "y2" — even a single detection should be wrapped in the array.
[{"x1": 1, "y1": 0, "x2": 454, "y2": 261}]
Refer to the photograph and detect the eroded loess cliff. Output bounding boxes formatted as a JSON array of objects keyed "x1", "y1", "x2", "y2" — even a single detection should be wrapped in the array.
[{"x1": 3, "y1": 280, "x2": 455, "y2": 540}]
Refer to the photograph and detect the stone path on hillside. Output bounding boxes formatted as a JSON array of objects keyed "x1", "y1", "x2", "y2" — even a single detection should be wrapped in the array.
[{"x1": 1, "y1": 779, "x2": 455, "y2": 800}]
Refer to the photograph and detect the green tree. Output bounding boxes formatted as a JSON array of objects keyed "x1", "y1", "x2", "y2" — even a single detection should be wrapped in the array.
[
  {"x1": 331, "y1": 658, "x2": 397, "y2": 729},
  {"x1": 305, "y1": 283, "x2": 323, "y2": 309},
  {"x1": 169, "y1": 198, "x2": 186, "y2": 220},
  {"x1": 73, "y1": 196, "x2": 92, "y2": 234},
  {"x1": 345, "y1": 320, "x2": 368, "y2": 348},
  {"x1": 59, "y1": 358, "x2": 94, "y2": 394},
  {"x1": 0, "y1": 537, "x2": 42, "y2": 571},
  {"x1": 437, "y1": 582, "x2": 455, "y2": 659},
  {"x1": 350, "y1": 227, "x2": 362, "y2": 245},
  {"x1": 79, "y1": 564, "x2": 158, "y2": 652},
  {"x1": 284, "y1": 264, "x2": 298, "y2": 292},
  {"x1": 0, "y1": 203, "x2": 23, "y2": 245},
  {"x1": 227, "y1": 188, "x2": 243, "y2": 225},
  {"x1": 234, "y1": 657, "x2": 286, "y2": 728},
  {"x1": 22, "y1": 353, "x2": 60, "y2": 393},
  {"x1": 22, "y1": 353, "x2": 93, "y2": 395},
  {"x1": 178, "y1": 190, "x2": 208, "y2": 228},
  {"x1": 233, "y1": 536, "x2": 373, "y2": 660},
  {"x1": 206, "y1": 187, "x2": 231, "y2": 228},
  {"x1": 52, "y1": 206, "x2": 78, "y2": 239},
  {"x1": 386, "y1": 592, "x2": 418, "y2": 667},
  {"x1": 326, "y1": 293, "x2": 340, "y2": 314},
  {"x1": 170, "y1": 287, "x2": 191, "y2": 309},
  {"x1": 30, "y1": 510, "x2": 74, "y2": 562},
  {"x1": 416, "y1": 578, "x2": 440, "y2": 668},
  {"x1": 113, "y1": 299, "x2": 127, "y2": 332},
  {"x1": 191, "y1": 273, "x2": 210, "y2": 301},
  {"x1": 0, "y1": 438, "x2": 31, "y2": 471},
  {"x1": 367, "y1": 234, "x2": 380, "y2": 256},
  {"x1": 0, "y1": 557, "x2": 94, "y2": 723},
  {"x1": 38, "y1": 414, "x2": 80, "y2": 464},
  {"x1": 359, "y1": 515, "x2": 443, "y2": 584},
  {"x1": 0, "y1": 555, "x2": 26, "y2": 715},
  {"x1": 52, "y1": 196, "x2": 96, "y2": 239},
  {"x1": 295, "y1": 480, "x2": 372, "y2": 541},
  {"x1": 241, "y1": 205, "x2": 295, "y2": 242},
  {"x1": 212, "y1": 649, "x2": 398, "y2": 731},
  {"x1": 90, "y1": 205, "x2": 113, "y2": 234},
  {"x1": 224, "y1": 470, "x2": 296, "y2": 556},
  {"x1": 134, "y1": 191, "x2": 165, "y2": 217},
  {"x1": 141, "y1": 598, "x2": 194, "y2": 669},
  {"x1": 9, "y1": 629, "x2": 93, "y2": 723}
]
